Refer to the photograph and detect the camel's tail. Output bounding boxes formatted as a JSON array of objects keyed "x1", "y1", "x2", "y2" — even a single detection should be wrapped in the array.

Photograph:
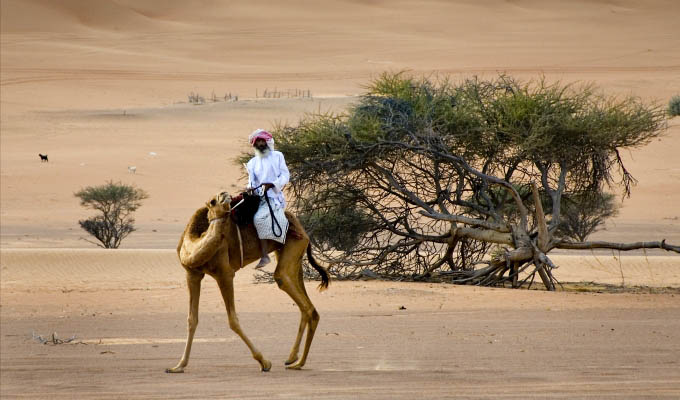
[{"x1": 306, "y1": 244, "x2": 330, "y2": 291}]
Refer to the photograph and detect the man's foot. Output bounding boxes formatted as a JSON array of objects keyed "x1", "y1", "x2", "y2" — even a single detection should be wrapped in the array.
[{"x1": 255, "y1": 255, "x2": 271, "y2": 269}]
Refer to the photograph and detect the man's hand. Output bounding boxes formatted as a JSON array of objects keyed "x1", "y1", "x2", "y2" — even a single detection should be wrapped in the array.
[{"x1": 263, "y1": 183, "x2": 275, "y2": 192}]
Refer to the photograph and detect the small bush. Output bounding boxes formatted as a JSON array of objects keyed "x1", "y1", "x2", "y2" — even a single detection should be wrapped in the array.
[
  {"x1": 556, "y1": 192, "x2": 619, "y2": 242},
  {"x1": 188, "y1": 92, "x2": 205, "y2": 104},
  {"x1": 74, "y1": 181, "x2": 148, "y2": 248},
  {"x1": 669, "y1": 95, "x2": 680, "y2": 117}
]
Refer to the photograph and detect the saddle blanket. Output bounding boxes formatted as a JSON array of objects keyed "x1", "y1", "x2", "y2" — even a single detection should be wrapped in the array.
[{"x1": 253, "y1": 198, "x2": 289, "y2": 244}]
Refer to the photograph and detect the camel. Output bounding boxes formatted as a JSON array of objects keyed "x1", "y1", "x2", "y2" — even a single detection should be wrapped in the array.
[{"x1": 166, "y1": 191, "x2": 330, "y2": 373}]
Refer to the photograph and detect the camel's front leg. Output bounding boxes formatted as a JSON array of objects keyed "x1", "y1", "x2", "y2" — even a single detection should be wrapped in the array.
[
  {"x1": 215, "y1": 270, "x2": 272, "y2": 372},
  {"x1": 166, "y1": 270, "x2": 204, "y2": 373}
]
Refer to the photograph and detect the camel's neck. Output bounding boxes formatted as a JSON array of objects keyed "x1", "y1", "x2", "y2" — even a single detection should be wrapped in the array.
[
  {"x1": 203, "y1": 215, "x2": 229, "y2": 239},
  {"x1": 179, "y1": 210, "x2": 232, "y2": 268}
]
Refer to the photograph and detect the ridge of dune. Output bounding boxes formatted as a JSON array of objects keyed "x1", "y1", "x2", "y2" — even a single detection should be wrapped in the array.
[
  {"x1": 0, "y1": 0, "x2": 181, "y2": 33},
  {"x1": 4, "y1": 0, "x2": 680, "y2": 35}
]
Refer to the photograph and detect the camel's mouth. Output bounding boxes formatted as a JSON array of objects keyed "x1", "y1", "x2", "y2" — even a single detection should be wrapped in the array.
[{"x1": 209, "y1": 192, "x2": 231, "y2": 207}]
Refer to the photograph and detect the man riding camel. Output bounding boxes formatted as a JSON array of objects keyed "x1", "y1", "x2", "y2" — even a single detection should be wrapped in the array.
[{"x1": 246, "y1": 129, "x2": 290, "y2": 268}]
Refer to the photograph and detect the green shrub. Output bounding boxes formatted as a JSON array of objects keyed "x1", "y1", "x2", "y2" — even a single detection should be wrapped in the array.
[
  {"x1": 669, "y1": 95, "x2": 680, "y2": 117},
  {"x1": 299, "y1": 203, "x2": 374, "y2": 252}
]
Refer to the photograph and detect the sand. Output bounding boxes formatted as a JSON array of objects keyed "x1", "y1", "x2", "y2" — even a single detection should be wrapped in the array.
[
  {"x1": 1, "y1": 249, "x2": 680, "y2": 398},
  {"x1": 2, "y1": 0, "x2": 680, "y2": 398}
]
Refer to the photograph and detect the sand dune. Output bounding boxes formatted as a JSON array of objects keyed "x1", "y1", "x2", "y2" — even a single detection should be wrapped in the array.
[
  {"x1": 2, "y1": 0, "x2": 679, "y2": 251},
  {"x1": 0, "y1": 0, "x2": 182, "y2": 33}
]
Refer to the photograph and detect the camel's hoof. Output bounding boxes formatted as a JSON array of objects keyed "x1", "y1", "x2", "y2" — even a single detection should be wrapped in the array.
[
  {"x1": 284, "y1": 356, "x2": 298, "y2": 366},
  {"x1": 261, "y1": 360, "x2": 272, "y2": 372},
  {"x1": 286, "y1": 363, "x2": 303, "y2": 370},
  {"x1": 165, "y1": 368, "x2": 184, "y2": 374}
]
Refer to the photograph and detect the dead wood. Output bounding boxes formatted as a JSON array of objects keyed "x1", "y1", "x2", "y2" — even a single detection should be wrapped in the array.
[{"x1": 555, "y1": 239, "x2": 680, "y2": 253}]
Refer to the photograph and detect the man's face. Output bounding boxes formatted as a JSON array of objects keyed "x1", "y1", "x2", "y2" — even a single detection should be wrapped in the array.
[{"x1": 254, "y1": 138, "x2": 268, "y2": 152}]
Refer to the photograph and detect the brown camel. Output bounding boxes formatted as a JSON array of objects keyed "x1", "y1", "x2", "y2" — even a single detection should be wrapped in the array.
[{"x1": 166, "y1": 191, "x2": 330, "y2": 373}]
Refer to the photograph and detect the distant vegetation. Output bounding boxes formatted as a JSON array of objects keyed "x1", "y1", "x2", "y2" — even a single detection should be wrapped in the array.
[
  {"x1": 186, "y1": 88, "x2": 312, "y2": 104},
  {"x1": 188, "y1": 91, "x2": 238, "y2": 105},
  {"x1": 669, "y1": 95, "x2": 680, "y2": 117},
  {"x1": 256, "y1": 88, "x2": 312, "y2": 99},
  {"x1": 74, "y1": 181, "x2": 148, "y2": 249}
]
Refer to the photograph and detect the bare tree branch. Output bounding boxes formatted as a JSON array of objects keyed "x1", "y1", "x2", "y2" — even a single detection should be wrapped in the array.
[
  {"x1": 419, "y1": 210, "x2": 511, "y2": 232},
  {"x1": 555, "y1": 239, "x2": 680, "y2": 253}
]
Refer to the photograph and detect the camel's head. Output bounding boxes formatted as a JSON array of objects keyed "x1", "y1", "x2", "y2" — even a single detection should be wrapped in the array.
[{"x1": 206, "y1": 191, "x2": 231, "y2": 221}]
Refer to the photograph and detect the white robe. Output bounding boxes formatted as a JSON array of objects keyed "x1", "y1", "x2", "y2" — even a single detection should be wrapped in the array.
[
  {"x1": 247, "y1": 150, "x2": 290, "y2": 243},
  {"x1": 246, "y1": 150, "x2": 289, "y2": 208}
]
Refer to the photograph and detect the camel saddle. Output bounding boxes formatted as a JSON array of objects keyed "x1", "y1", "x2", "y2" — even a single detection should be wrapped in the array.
[{"x1": 229, "y1": 192, "x2": 303, "y2": 240}]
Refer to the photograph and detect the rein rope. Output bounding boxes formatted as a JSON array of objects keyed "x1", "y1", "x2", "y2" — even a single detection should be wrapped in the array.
[
  {"x1": 249, "y1": 183, "x2": 284, "y2": 238},
  {"x1": 263, "y1": 190, "x2": 284, "y2": 238}
]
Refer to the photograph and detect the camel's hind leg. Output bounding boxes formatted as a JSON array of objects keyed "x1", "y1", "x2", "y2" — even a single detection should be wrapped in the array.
[
  {"x1": 274, "y1": 246, "x2": 320, "y2": 370},
  {"x1": 166, "y1": 270, "x2": 204, "y2": 373},
  {"x1": 214, "y1": 270, "x2": 272, "y2": 372},
  {"x1": 281, "y1": 266, "x2": 308, "y2": 366}
]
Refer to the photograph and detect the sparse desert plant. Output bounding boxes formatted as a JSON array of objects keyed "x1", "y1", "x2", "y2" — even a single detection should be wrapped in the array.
[
  {"x1": 188, "y1": 92, "x2": 205, "y2": 104},
  {"x1": 669, "y1": 95, "x2": 680, "y2": 117},
  {"x1": 74, "y1": 181, "x2": 148, "y2": 248}
]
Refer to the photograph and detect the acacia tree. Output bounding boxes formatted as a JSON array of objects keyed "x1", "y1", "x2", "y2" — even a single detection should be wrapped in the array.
[
  {"x1": 75, "y1": 181, "x2": 148, "y2": 248},
  {"x1": 266, "y1": 73, "x2": 678, "y2": 290}
]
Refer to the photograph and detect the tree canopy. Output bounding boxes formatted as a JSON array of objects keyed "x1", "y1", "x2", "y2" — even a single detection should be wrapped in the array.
[{"x1": 256, "y1": 73, "x2": 676, "y2": 289}]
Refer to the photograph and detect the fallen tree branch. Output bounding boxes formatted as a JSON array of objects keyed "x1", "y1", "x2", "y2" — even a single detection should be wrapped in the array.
[
  {"x1": 32, "y1": 331, "x2": 79, "y2": 345},
  {"x1": 555, "y1": 239, "x2": 680, "y2": 253},
  {"x1": 419, "y1": 210, "x2": 511, "y2": 232}
]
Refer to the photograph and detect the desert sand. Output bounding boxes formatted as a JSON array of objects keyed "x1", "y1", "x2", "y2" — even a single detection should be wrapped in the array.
[{"x1": 1, "y1": 0, "x2": 680, "y2": 398}]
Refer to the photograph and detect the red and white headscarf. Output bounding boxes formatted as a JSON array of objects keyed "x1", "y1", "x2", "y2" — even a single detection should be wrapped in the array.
[{"x1": 249, "y1": 129, "x2": 274, "y2": 149}]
